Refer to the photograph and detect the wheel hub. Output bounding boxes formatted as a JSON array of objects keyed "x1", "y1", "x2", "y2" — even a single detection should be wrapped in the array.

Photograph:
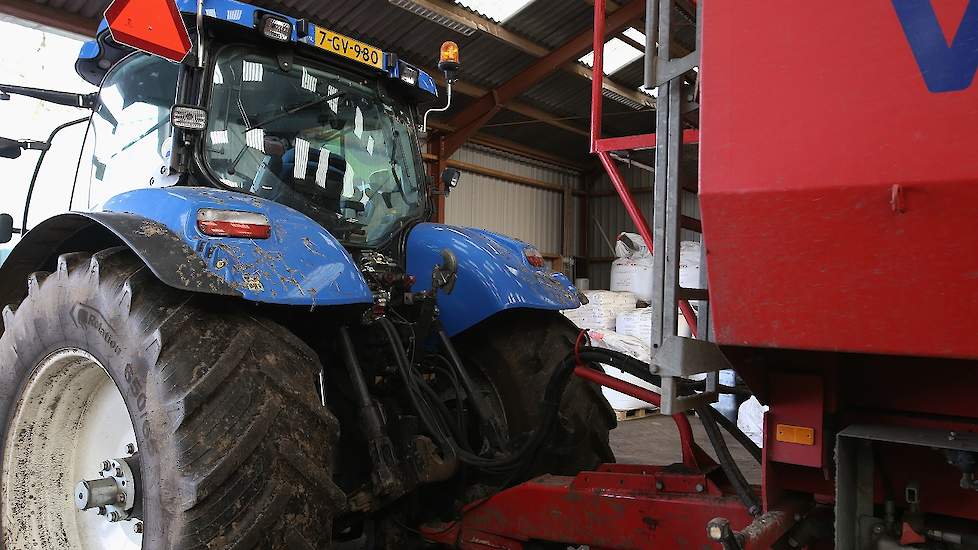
[
  {"x1": 74, "y1": 453, "x2": 139, "y2": 524},
  {"x1": 1, "y1": 348, "x2": 143, "y2": 549}
]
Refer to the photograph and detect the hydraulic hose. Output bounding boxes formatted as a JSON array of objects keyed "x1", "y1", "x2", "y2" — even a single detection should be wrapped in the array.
[
  {"x1": 578, "y1": 346, "x2": 761, "y2": 462},
  {"x1": 697, "y1": 403, "x2": 761, "y2": 516},
  {"x1": 377, "y1": 315, "x2": 762, "y2": 519},
  {"x1": 378, "y1": 317, "x2": 569, "y2": 472},
  {"x1": 573, "y1": 345, "x2": 762, "y2": 515}
]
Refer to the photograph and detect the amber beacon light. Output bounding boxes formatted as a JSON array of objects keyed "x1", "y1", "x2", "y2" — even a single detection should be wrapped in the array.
[{"x1": 438, "y1": 41, "x2": 460, "y2": 74}]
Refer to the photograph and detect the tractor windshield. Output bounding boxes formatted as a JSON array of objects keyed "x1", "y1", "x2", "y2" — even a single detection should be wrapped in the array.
[{"x1": 205, "y1": 46, "x2": 424, "y2": 246}]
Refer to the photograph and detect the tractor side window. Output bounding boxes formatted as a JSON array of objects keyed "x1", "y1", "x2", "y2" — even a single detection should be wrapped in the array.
[{"x1": 86, "y1": 54, "x2": 179, "y2": 209}]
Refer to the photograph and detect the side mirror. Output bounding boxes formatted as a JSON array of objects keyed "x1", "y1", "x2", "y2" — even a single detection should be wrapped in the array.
[
  {"x1": 0, "y1": 137, "x2": 50, "y2": 159},
  {"x1": 0, "y1": 137, "x2": 21, "y2": 159},
  {"x1": 441, "y1": 167, "x2": 461, "y2": 195},
  {"x1": 0, "y1": 214, "x2": 13, "y2": 244}
]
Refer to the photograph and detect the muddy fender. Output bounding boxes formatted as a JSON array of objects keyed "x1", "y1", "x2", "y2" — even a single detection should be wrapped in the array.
[
  {"x1": 406, "y1": 223, "x2": 581, "y2": 336},
  {"x1": 101, "y1": 187, "x2": 372, "y2": 305}
]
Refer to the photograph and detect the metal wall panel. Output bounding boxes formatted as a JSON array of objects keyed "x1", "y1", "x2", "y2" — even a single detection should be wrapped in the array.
[
  {"x1": 587, "y1": 161, "x2": 700, "y2": 290},
  {"x1": 445, "y1": 145, "x2": 580, "y2": 257}
]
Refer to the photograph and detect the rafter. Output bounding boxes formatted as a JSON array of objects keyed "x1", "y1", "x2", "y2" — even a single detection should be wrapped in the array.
[
  {"x1": 0, "y1": 0, "x2": 97, "y2": 37},
  {"x1": 442, "y1": 0, "x2": 645, "y2": 157},
  {"x1": 393, "y1": 0, "x2": 650, "y2": 109}
]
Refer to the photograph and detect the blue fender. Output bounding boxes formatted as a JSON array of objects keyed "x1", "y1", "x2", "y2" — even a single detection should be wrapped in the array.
[
  {"x1": 406, "y1": 223, "x2": 582, "y2": 336},
  {"x1": 102, "y1": 187, "x2": 372, "y2": 306}
]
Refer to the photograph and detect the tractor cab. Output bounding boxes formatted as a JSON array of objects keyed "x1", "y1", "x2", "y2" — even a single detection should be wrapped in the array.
[{"x1": 9, "y1": 0, "x2": 457, "y2": 250}]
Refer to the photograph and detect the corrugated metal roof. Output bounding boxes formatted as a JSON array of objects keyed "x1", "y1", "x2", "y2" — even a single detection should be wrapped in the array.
[{"x1": 14, "y1": 0, "x2": 668, "y2": 164}]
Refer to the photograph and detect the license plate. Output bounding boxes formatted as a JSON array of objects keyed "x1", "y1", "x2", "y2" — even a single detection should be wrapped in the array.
[{"x1": 312, "y1": 27, "x2": 384, "y2": 70}]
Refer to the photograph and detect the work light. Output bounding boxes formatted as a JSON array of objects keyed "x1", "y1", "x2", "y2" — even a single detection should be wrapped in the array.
[
  {"x1": 170, "y1": 105, "x2": 207, "y2": 130},
  {"x1": 260, "y1": 15, "x2": 293, "y2": 42},
  {"x1": 400, "y1": 65, "x2": 419, "y2": 86}
]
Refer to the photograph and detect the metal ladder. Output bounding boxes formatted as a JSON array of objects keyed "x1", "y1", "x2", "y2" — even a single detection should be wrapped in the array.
[{"x1": 591, "y1": 0, "x2": 732, "y2": 415}]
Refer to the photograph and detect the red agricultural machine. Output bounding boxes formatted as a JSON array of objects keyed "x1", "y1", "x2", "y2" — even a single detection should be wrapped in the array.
[{"x1": 421, "y1": 1, "x2": 978, "y2": 548}]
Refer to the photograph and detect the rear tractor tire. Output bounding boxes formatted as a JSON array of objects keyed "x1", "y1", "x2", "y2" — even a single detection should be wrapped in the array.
[
  {"x1": 0, "y1": 247, "x2": 345, "y2": 549},
  {"x1": 454, "y1": 310, "x2": 617, "y2": 478}
]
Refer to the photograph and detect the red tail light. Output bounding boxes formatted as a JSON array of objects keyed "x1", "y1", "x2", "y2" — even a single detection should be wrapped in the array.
[
  {"x1": 524, "y1": 247, "x2": 545, "y2": 268},
  {"x1": 197, "y1": 209, "x2": 271, "y2": 239}
]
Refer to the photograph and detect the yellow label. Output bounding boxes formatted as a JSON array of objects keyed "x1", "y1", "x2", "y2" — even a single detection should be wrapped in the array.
[{"x1": 313, "y1": 27, "x2": 384, "y2": 69}]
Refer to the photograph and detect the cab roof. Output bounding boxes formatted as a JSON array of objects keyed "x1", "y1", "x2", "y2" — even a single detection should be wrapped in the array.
[{"x1": 75, "y1": 0, "x2": 437, "y2": 99}]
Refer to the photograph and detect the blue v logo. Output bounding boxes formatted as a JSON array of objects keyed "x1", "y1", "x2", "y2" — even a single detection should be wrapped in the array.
[{"x1": 892, "y1": 0, "x2": 978, "y2": 92}]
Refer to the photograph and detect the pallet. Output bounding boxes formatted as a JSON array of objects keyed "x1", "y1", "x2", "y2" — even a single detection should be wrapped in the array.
[{"x1": 614, "y1": 407, "x2": 658, "y2": 422}]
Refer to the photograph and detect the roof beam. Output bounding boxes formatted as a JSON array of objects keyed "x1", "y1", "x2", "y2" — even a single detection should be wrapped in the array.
[
  {"x1": 428, "y1": 71, "x2": 589, "y2": 137},
  {"x1": 394, "y1": 0, "x2": 650, "y2": 108},
  {"x1": 588, "y1": 0, "x2": 694, "y2": 56},
  {"x1": 443, "y1": 0, "x2": 645, "y2": 157},
  {"x1": 0, "y1": 0, "x2": 98, "y2": 37},
  {"x1": 426, "y1": 121, "x2": 589, "y2": 170}
]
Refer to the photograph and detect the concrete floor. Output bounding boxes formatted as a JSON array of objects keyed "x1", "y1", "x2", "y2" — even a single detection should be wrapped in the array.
[{"x1": 610, "y1": 413, "x2": 762, "y2": 484}]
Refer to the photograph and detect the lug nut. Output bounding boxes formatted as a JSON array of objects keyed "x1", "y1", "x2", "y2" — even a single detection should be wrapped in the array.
[
  {"x1": 100, "y1": 460, "x2": 112, "y2": 472},
  {"x1": 97, "y1": 506, "x2": 107, "y2": 516},
  {"x1": 110, "y1": 511, "x2": 122, "y2": 522},
  {"x1": 117, "y1": 493, "x2": 126, "y2": 503},
  {"x1": 115, "y1": 467, "x2": 124, "y2": 477},
  {"x1": 126, "y1": 443, "x2": 136, "y2": 455},
  {"x1": 133, "y1": 522, "x2": 144, "y2": 534}
]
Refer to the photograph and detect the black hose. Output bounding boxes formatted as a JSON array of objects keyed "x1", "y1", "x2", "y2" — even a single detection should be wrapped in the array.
[
  {"x1": 710, "y1": 407, "x2": 762, "y2": 463},
  {"x1": 576, "y1": 346, "x2": 761, "y2": 463},
  {"x1": 573, "y1": 345, "x2": 762, "y2": 515},
  {"x1": 378, "y1": 318, "x2": 762, "y2": 518},
  {"x1": 697, "y1": 404, "x2": 761, "y2": 517},
  {"x1": 378, "y1": 317, "x2": 574, "y2": 472}
]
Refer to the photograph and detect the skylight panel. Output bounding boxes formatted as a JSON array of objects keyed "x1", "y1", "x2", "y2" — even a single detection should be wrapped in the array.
[
  {"x1": 455, "y1": 0, "x2": 534, "y2": 23},
  {"x1": 579, "y1": 37, "x2": 643, "y2": 74},
  {"x1": 623, "y1": 27, "x2": 647, "y2": 45}
]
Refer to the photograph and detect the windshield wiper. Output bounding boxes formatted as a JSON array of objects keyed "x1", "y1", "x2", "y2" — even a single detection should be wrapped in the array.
[
  {"x1": 252, "y1": 90, "x2": 346, "y2": 130},
  {"x1": 227, "y1": 91, "x2": 346, "y2": 176}
]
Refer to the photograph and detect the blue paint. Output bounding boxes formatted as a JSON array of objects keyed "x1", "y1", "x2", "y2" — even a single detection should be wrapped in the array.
[
  {"x1": 76, "y1": 0, "x2": 437, "y2": 98},
  {"x1": 406, "y1": 223, "x2": 581, "y2": 337},
  {"x1": 893, "y1": 0, "x2": 978, "y2": 92},
  {"x1": 102, "y1": 187, "x2": 373, "y2": 306}
]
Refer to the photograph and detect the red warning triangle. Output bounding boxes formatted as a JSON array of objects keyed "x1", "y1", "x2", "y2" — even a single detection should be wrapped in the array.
[{"x1": 104, "y1": 0, "x2": 192, "y2": 62}]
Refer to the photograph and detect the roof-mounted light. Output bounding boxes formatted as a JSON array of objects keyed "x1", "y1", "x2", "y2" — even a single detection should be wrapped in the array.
[
  {"x1": 197, "y1": 209, "x2": 271, "y2": 239},
  {"x1": 439, "y1": 41, "x2": 460, "y2": 73},
  {"x1": 170, "y1": 105, "x2": 207, "y2": 130},
  {"x1": 260, "y1": 15, "x2": 292, "y2": 42}
]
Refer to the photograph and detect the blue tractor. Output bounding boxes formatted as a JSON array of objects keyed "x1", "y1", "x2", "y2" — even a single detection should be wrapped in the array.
[{"x1": 0, "y1": 1, "x2": 613, "y2": 548}]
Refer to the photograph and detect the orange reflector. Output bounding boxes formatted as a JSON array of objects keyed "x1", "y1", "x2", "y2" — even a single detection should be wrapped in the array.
[
  {"x1": 104, "y1": 0, "x2": 192, "y2": 62},
  {"x1": 197, "y1": 209, "x2": 271, "y2": 239},
  {"x1": 440, "y1": 41, "x2": 460, "y2": 65},
  {"x1": 775, "y1": 424, "x2": 815, "y2": 446}
]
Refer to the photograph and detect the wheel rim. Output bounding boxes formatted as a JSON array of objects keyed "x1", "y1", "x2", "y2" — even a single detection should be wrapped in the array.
[{"x1": 2, "y1": 348, "x2": 142, "y2": 549}]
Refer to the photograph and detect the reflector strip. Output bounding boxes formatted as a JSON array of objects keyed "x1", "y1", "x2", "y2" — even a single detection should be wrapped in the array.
[
  {"x1": 315, "y1": 147, "x2": 331, "y2": 188},
  {"x1": 245, "y1": 128, "x2": 265, "y2": 151},
  {"x1": 294, "y1": 138, "x2": 310, "y2": 179},
  {"x1": 197, "y1": 209, "x2": 271, "y2": 239},
  {"x1": 243, "y1": 60, "x2": 264, "y2": 82},
  {"x1": 775, "y1": 424, "x2": 815, "y2": 446},
  {"x1": 327, "y1": 85, "x2": 339, "y2": 112},
  {"x1": 301, "y1": 67, "x2": 318, "y2": 92},
  {"x1": 210, "y1": 130, "x2": 229, "y2": 145}
]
